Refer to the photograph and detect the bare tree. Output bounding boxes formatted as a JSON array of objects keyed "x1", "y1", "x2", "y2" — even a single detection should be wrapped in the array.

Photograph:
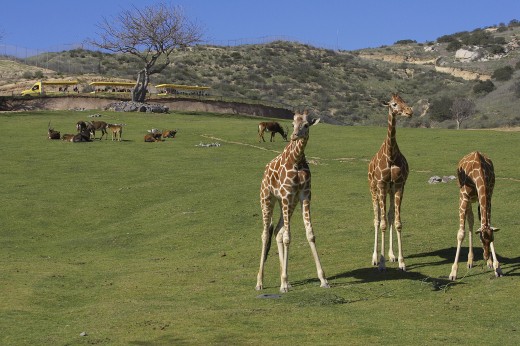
[
  {"x1": 450, "y1": 98, "x2": 476, "y2": 129},
  {"x1": 88, "y1": 2, "x2": 203, "y2": 102}
]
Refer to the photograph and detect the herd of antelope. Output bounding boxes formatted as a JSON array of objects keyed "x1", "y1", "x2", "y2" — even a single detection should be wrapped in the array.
[{"x1": 47, "y1": 119, "x2": 177, "y2": 143}]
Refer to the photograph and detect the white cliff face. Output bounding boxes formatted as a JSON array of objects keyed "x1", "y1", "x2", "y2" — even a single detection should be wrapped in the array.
[{"x1": 455, "y1": 48, "x2": 482, "y2": 62}]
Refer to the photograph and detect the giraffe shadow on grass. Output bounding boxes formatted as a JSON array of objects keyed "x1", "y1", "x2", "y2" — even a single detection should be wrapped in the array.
[
  {"x1": 275, "y1": 248, "x2": 520, "y2": 291},
  {"x1": 327, "y1": 266, "x2": 458, "y2": 291},
  {"x1": 406, "y1": 247, "x2": 520, "y2": 277}
]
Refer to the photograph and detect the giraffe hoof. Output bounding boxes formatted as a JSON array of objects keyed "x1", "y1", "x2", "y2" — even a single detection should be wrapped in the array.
[
  {"x1": 255, "y1": 284, "x2": 263, "y2": 291},
  {"x1": 320, "y1": 282, "x2": 330, "y2": 288},
  {"x1": 495, "y1": 268, "x2": 503, "y2": 277}
]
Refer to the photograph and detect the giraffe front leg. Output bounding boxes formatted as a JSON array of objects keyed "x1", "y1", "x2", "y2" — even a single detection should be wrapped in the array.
[
  {"x1": 256, "y1": 197, "x2": 275, "y2": 290},
  {"x1": 371, "y1": 194, "x2": 380, "y2": 266},
  {"x1": 276, "y1": 224, "x2": 291, "y2": 293},
  {"x1": 466, "y1": 208, "x2": 474, "y2": 269},
  {"x1": 449, "y1": 228, "x2": 465, "y2": 280},
  {"x1": 387, "y1": 193, "x2": 396, "y2": 263},
  {"x1": 378, "y1": 189, "x2": 387, "y2": 271},
  {"x1": 394, "y1": 188, "x2": 405, "y2": 271},
  {"x1": 302, "y1": 199, "x2": 329, "y2": 288},
  {"x1": 489, "y1": 242, "x2": 503, "y2": 277}
]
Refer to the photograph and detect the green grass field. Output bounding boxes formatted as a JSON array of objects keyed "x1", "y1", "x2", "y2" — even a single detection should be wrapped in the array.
[{"x1": 1, "y1": 110, "x2": 519, "y2": 345}]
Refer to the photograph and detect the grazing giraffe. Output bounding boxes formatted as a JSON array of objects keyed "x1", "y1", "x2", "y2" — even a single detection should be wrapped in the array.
[
  {"x1": 449, "y1": 151, "x2": 502, "y2": 280},
  {"x1": 256, "y1": 111, "x2": 329, "y2": 293},
  {"x1": 368, "y1": 93, "x2": 413, "y2": 271}
]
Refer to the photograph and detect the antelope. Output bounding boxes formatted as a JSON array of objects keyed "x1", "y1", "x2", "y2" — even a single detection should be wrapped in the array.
[
  {"x1": 258, "y1": 122, "x2": 288, "y2": 142},
  {"x1": 144, "y1": 133, "x2": 161, "y2": 142},
  {"x1": 61, "y1": 134, "x2": 75, "y2": 141},
  {"x1": 162, "y1": 129, "x2": 177, "y2": 138},
  {"x1": 73, "y1": 129, "x2": 92, "y2": 142},
  {"x1": 47, "y1": 122, "x2": 60, "y2": 139},
  {"x1": 87, "y1": 121, "x2": 108, "y2": 140},
  {"x1": 107, "y1": 123, "x2": 124, "y2": 142},
  {"x1": 76, "y1": 121, "x2": 87, "y2": 132}
]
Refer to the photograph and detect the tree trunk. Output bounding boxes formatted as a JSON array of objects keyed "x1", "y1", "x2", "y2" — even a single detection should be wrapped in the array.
[
  {"x1": 456, "y1": 119, "x2": 461, "y2": 130},
  {"x1": 132, "y1": 69, "x2": 149, "y2": 103}
]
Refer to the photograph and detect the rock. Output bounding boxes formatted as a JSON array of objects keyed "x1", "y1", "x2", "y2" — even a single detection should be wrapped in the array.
[
  {"x1": 105, "y1": 101, "x2": 169, "y2": 113},
  {"x1": 428, "y1": 176, "x2": 442, "y2": 184}
]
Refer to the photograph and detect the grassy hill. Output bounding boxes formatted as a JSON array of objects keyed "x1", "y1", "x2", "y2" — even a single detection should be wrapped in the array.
[{"x1": 3, "y1": 21, "x2": 520, "y2": 127}]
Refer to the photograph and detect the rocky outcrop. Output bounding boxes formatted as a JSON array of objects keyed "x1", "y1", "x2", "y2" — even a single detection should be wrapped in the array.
[
  {"x1": 104, "y1": 101, "x2": 169, "y2": 113},
  {"x1": 455, "y1": 48, "x2": 483, "y2": 62}
]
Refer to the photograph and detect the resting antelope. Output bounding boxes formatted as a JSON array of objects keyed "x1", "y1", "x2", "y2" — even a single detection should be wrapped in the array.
[
  {"x1": 144, "y1": 133, "x2": 162, "y2": 142},
  {"x1": 258, "y1": 122, "x2": 288, "y2": 142},
  {"x1": 47, "y1": 122, "x2": 60, "y2": 140}
]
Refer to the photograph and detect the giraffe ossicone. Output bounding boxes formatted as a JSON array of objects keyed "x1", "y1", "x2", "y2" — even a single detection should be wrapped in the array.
[{"x1": 256, "y1": 110, "x2": 329, "y2": 293}]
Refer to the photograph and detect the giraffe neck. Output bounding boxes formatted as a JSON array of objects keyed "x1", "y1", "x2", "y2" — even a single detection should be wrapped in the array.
[
  {"x1": 283, "y1": 138, "x2": 307, "y2": 165},
  {"x1": 477, "y1": 179, "x2": 492, "y2": 228},
  {"x1": 385, "y1": 109, "x2": 399, "y2": 158}
]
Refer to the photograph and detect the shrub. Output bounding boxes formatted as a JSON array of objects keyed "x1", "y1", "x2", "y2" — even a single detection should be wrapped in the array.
[
  {"x1": 429, "y1": 96, "x2": 453, "y2": 122},
  {"x1": 446, "y1": 40, "x2": 462, "y2": 52},
  {"x1": 394, "y1": 39, "x2": 417, "y2": 45},
  {"x1": 492, "y1": 66, "x2": 514, "y2": 81},
  {"x1": 510, "y1": 80, "x2": 520, "y2": 98},
  {"x1": 473, "y1": 80, "x2": 495, "y2": 94},
  {"x1": 22, "y1": 71, "x2": 33, "y2": 79},
  {"x1": 487, "y1": 45, "x2": 505, "y2": 55},
  {"x1": 33, "y1": 70, "x2": 44, "y2": 79}
]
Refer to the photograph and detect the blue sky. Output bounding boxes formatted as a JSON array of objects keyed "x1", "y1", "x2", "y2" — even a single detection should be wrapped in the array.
[{"x1": 2, "y1": 0, "x2": 519, "y2": 52}]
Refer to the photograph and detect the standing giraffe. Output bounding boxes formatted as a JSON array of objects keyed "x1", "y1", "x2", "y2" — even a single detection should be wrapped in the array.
[
  {"x1": 449, "y1": 151, "x2": 502, "y2": 280},
  {"x1": 368, "y1": 93, "x2": 413, "y2": 271},
  {"x1": 256, "y1": 111, "x2": 329, "y2": 293}
]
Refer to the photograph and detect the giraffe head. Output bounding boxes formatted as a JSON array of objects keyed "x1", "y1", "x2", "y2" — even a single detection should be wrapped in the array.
[
  {"x1": 386, "y1": 93, "x2": 413, "y2": 118},
  {"x1": 476, "y1": 226, "x2": 499, "y2": 260},
  {"x1": 290, "y1": 110, "x2": 320, "y2": 141}
]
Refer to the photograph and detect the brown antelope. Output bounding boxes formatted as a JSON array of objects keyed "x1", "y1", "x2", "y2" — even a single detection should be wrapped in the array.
[
  {"x1": 47, "y1": 122, "x2": 60, "y2": 140},
  {"x1": 162, "y1": 129, "x2": 177, "y2": 138},
  {"x1": 258, "y1": 122, "x2": 288, "y2": 142},
  {"x1": 87, "y1": 121, "x2": 108, "y2": 140},
  {"x1": 107, "y1": 123, "x2": 124, "y2": 142},
  {"x1": 61, "y1": 134, "x2": 75, "y2": 141},
  {"x1": 76, "y1": 120, "x2": 87, "y2": 132},
  {"x1": 144, "y1": 133, "x2": 161, "y2": 142}
]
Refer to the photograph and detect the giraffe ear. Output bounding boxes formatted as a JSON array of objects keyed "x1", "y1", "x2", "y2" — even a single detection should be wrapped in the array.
[
  {"x1": 309, "y1": 118, "x2": 320, "y2": 126},
  {"x1": 381, "y1": 101, "x2": 389, "y2": 107},
  {"x1": 491, "y1": 227, "x2": 500, "y2": 232}
]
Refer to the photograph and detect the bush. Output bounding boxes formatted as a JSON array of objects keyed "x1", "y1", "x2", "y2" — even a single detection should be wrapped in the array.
[
  {"x1": 510, "y1": 80, "x2": 520, "y2": 98},
  {"x1": 492, "y1": 66, "x2": 514, "y2": 81},
  {"x1": 446, "y1": 40, "x2": 462, "y2": 52},
  {"x1": 394, "y1": 39, "x2": 417, "y2": 45},
  {"x1": 22, "y1": 71, "x2": 33, "y2": 79},
  {"x1": 487, "y1": 45, "x2": 505, "y2": 55},
  {"x1": 429, "y1": 96, "x2": 453, "y2": 122},
  {"x1": 473, "y1": 80, "x2": 495, "y2": 94}
]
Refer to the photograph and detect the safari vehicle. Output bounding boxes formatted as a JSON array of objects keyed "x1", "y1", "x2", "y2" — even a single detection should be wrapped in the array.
[
  {"x1": 155, "y1": 83, "x2": 210, "y2": 97},
  {"x1": 21, "y1": 80, "x2": 79, "y2": 96},
  {"x1": 89, "y1": 81, "x2": 136, "y2": 93}
]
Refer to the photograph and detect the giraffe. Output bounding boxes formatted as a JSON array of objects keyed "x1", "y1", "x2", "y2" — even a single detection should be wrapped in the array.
[
  {"x1": 449, "y1": 151, "x2": 502, "y2": 280},
  {"x1": 368, "y1": 93, "x2": 413, "y2": 271},
  {"x1": 256, "y1": 111, "x2": 329, "y2": 293}
]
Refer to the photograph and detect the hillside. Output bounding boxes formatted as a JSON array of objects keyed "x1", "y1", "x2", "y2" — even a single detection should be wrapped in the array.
[{"x1": 2, "y1": 21, "x2": 520, "y2": 128}]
